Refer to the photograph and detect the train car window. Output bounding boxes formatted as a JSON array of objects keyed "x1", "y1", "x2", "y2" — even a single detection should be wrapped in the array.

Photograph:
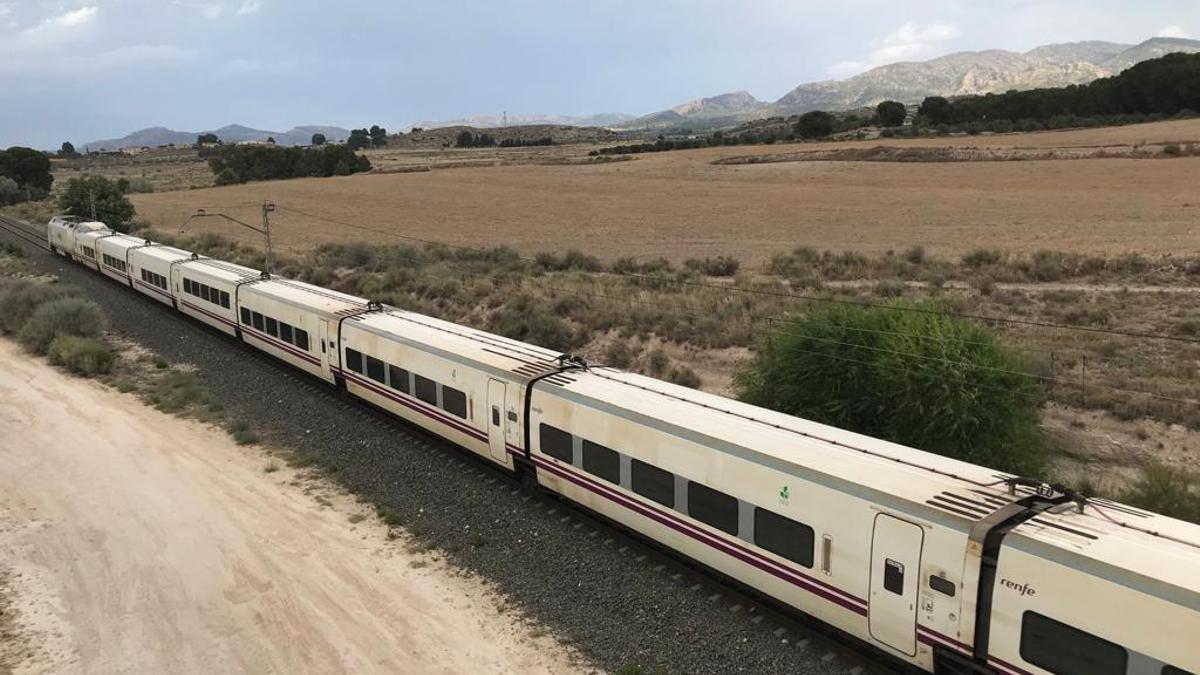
[
  {"x1": 265, "y1": 317, "x2": 279, "y2": 337},
  {"x1": 414, "y1": 375, "x2": 438, "y2": 406},
  {"x1": 279, "y1": 323, "x2": 293, "y2": 344},
  {"x1": 754, "y1": 507, "x2": 814, "y2": 568},
  {"x1": 201, "y1": 285, "x2": 212, "y2": 302},
  {"x1": 252, "y1": 312, "x2": 264, "y2": 331},
  {"x1": 388, "y1": 365, "x2": 410, "y2": 394},
  {"x1": 345, "y1": 348, "x2": 363, "y2": 374},
  {"x1": 1163, "y1": 665, "x2": 1195, "y2": 675},
  {"x1": 220, "y1": 291, "x2": 230, "y2": 308},
  {"x1": 294, "y1": 329, "x2": 309, "y2": 351},
  {"x1": 443, "y1": 387, "x2": 468, "y2": 419},
  {"x1": 631, "y1": 458, "x2": 674, "y2": 508},
  {"x1": 1020, "y1": 611, "x2": 1127, "y2": 675},
  {"x1": 184, "y1": 278, "x2": 193, "y2": 294},
  {"x1": 366, "y1": 356, "x2": 386, "y2": 383},
  {"x1": 241, "y1": 308, "x2": 251, "y2": 325},
  {"x1": 883, "y1": 559, "x2": 905, "y2": 594},
  {"x1": 539, "y1": 424, "x2": 573, "y2": 463},
  {"x1": 581, "y1": 440, "x2": 619, "y2": 484},
  {"x1": 687, "y1": 482, "x2": 739, "y2": 536},
  {"x1": 929, "y1": 575, "x2": 955, "y2": 597}
]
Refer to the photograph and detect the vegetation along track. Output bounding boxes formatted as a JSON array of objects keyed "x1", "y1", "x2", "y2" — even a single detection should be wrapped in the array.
[
  {"x1": 0, "y1": 224, "x2": 899, "y2": 675},
  {"x1": 0, "y1": 215, "x2": 50, "y2": 252}
]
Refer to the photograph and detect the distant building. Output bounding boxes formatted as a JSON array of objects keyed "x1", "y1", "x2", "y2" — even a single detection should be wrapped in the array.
[{"x1": 121, "y1": 146, "x2": 151, "y2": 155}]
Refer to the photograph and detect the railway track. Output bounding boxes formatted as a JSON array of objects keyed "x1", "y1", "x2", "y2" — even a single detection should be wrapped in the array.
[
  {"x1": 0, "y1": 222, "x2": 905, "y2": 675},
  {"x1": 0, "y1": 215, "x2": 51, "y2": 252}
]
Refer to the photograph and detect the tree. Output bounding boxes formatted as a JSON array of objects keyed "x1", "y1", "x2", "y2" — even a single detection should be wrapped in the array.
[
  {"x1": 347, "y1": 128, "x2": 371, "y2": 151},
  {"x1": 875, "y1": 100, "x2": 907, "y2": 127},
  {"x1": 0, "y1": 146, "x2": 54, "y2": 192},
  {"x1": 918, "y1": 96, "x2": 954, "y2": 125},
  {"x1": 60, "y1": 141, "x2": 79, "y2": 158},
  {"x1": 733, "y1": 301, "x2": 1047, "y2": 476},
  {"x1": 794, "y1": 111, "x2": 833, "y2": 139},
  {"x1": 0, "y1": 176, "x2": 20, "y2": 206},
  {"x1": 311, "y1": 132, "x2": 326, "y2": 146},
  {"x1": 197, "y1": 133, "x2": 220, "y2": 145},
  {"x1": 59, "y1": 175, "x2": 136, "y2": 231},
  {"x1": 369, "y1": 125, "x2": 388, "y2": 147},
  {"x1": 455, "y1": 130, "x2": 475, "y2": 148},
  {"x1": 266, "y1": 136, "x2": 276, "y2": 145}
]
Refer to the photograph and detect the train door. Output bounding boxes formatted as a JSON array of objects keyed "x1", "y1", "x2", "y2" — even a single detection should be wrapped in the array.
[
  {"x1": 487, "y1": 379, "x2": 507, "y2": 462},
  {"x1": 869, "y1": 513, "x2": 924, "y2": 656},
  {"x1": 319, "y1": 320, "x2": 334, "y2": 381}
]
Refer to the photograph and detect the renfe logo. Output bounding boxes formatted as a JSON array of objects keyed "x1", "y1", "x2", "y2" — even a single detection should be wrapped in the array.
[{"x1": 1000, "y1": 578, "x2": 1037, "y2": 597}]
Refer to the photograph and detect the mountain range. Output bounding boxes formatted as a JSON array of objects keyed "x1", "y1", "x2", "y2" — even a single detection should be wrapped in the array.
[
  {"x1": 82, "y1": 36, "x2": 1200, "y2": 148},
  {"x1": 85, "y1": 124, "x2": 351, "y2": 151}
]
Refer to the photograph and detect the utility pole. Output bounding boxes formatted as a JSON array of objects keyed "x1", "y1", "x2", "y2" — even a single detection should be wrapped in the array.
[
  {"x1": 180, "y1": 204, "x2": 276, "y2": 276},
  {"x1": 89, "y1": 189, "x2": 96, "y2": 220},
  {"x1": 261, "y1": 200, "x2": 275, "y2": 276}
]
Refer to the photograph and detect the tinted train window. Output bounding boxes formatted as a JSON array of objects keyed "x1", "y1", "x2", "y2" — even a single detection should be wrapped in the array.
[
  {"x1": 388, "y1": 365, "x2": 409, "y2": 394},
  {"x1": 265, "y1": 317, "x2": 278, "y2": 337},
  {"x1": 883, "y1": 559, "x2": 905, "y2": 595},
  {"x1": 631, "y1": 458, "x2": 674, "y2": 508},
  {"x1": 929, "y1": 575, "x2": 956, "y2": 597},
  {"x1": 1020, "y1": 612, "x2": 1127, "y2": 675},
  {"x1": 366, "y1": 356, "x2": 386, "y2": 383},
  {"x1": 414, "y1": 374, "x2": 437, "y2": 406},
  {"x1": 443, "y1": 387, "x2": 467, "y2": 419},
  {"x1": 294, "y1": 329, "x2": 309, "y2": 351},
  {"x1": 539, "y1": 424, "x2": 573, "y2": 463},
  {"x1": 688, "y1": 482, "x2": 739, "y2": 535},
  {"x1": 345, "y1": 348, "x2": 363, "y2": 374},
  {"x1": 582, "y1": 440, "x2": 619, "y2": 484},
  {"x1": 754, "y1": 508, "x2": 814, "y2": 568},
  {"x1": 252, "y1": 312, "x2": 264, "y2": 331},
  {"x1": 219, "y1": 291, "x2": 230, "y2": 308},
  {"x1": 278, "y1": 323, "x2": 293, "y2": 344},
  {"x1": 241, "y1": 308, "x2": 251, "y2": 325},
  {"x1": 184, "y1": 279, "x2": 192, "y2": 294}
]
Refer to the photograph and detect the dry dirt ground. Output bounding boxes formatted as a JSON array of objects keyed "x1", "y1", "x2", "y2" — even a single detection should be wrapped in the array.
[
  {"x1": 0, "y1": 340, "x2": 587, "y2": 675},
  {"x1": 128, "y1": 118, "x2": 1200, "y2": 265}
]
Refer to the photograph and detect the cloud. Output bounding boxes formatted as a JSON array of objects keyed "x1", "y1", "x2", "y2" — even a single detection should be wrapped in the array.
[
  {"x1": 0, "y1": 5, "x2": 100, "y2": 55},
  {"x1": 201, "y1": 4, "x2": 223, "y2": 19},
  {"x1": 237, "y1": 0, "x2": 262, "y2": 15},
  {"x1": 828, "y1": 21, "x2": 960, "y2": 78},
  {"x1": 49, "y1": 6, "x2": 98, "y2": 28},
  {"x1": 1157, "y1": 25, "x2": 1191, "y2": 39}
]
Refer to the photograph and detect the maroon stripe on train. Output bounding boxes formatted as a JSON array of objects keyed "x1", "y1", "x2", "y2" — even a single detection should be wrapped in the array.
[
  {"x1": 179, "y1": 299, "x2": 237, "y2": 328},
  {"x1": 241, "y1": 325, "x2": 321, "y2": 366},
  {"x1": 519, "y1": 449, "x2": 870, "y2": 615},
  {"x1": 135, "y1": 279, "x2": 173, "y2": 300},
  {"x1": 343, "y1": 371, "x2": 487, "y2": 443}
]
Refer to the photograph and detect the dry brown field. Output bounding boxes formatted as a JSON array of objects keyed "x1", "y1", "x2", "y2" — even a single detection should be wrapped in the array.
[{"x1": 129, "y1": 118, "x2": 1200, "y2": 265}]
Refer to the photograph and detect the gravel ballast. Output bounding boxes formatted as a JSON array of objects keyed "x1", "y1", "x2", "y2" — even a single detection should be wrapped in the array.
[{"x1": 3, "y1": 229, "x2": 890, "y2": 675}]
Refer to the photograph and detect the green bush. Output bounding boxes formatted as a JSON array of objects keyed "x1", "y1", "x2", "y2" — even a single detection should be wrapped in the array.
[
  {"x1": 734, "y1": 301, "x2": 1047, "y2": 475},
  {"x1": 0, "y1": 281, "x2": 79, "y2": 334},
  {"x1": 684, "y1": 256, "x2": 740, "y2": 277},
  {"x1": 489, "y1": 295, "x2": 578, "y2": 351},
  {"x1": 47, "y1": 335, "x2": 114, "y2": 376},
  {"x1": 17, "y1": 297, "x2": 105, "y2": 354},
  {"x1": 1122, "y1": 463, "x2": 1200, "y2": 523}
]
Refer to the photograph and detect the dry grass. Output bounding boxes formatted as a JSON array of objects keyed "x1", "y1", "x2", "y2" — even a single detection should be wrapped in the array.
[{"x1": 125, "y1": 118, "x2": 1200, "y2": 265}]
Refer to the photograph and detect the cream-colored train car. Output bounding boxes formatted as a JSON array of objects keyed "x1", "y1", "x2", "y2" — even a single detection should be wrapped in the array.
[
  {"x1": 526, "y1": 368, "x2": 1200, "y2": 675},
  {"x1": 339, "y1": 310, "x2": 563, "y2": 469},
  {"x1": 46, "y1": 215, "x2": 107, "y2": 260},
  {"x1": 237, "y1": 278, "x2": 371, "y2": 382},
  {"x1": 172, "y1": 257, "x2": 259, "y2": 336},
  {"x1": 72, "y1": 227, "x2": 113, "y2": 271},
  {"x1": 128, "y1": 244, "x2": 192, "y2": 306},
  {"x1": 93, "y1": 234, "x2": 146, "y2": 286}
]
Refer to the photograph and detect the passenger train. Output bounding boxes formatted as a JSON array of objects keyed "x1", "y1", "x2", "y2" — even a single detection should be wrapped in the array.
[{"x1": 44, "y1": 215, "x2": 1200, "y2": 674}]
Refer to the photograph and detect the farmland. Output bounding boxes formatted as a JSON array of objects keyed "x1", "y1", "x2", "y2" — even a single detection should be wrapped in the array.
[{"x1": 123, "y1": 118, "x2": 1200, "y2": 263}]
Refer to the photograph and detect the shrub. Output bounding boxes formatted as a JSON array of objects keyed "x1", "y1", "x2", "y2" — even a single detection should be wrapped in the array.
[
  {"x1": 645, "y1": 348, "x2": 670, "y2": 377},
  {"x1": 47, "y1": 335, "x2": 114, "y2": 376},
  {"x1": 683, "y1": 256, "x2": 740, "y2": 277},
  {"x1": 962, "y1": 249, "x2": 1002, "y2": 268},
  {"x1": 902, "y1": 245, "x2": 926, "y2": 265},
  {"x1": 734, "y1": 301, "x2": 1047, "y2": 475},
  {"x1": 605, "y1": 340, "x2": 635, "y2": 368},
  {"x1": 1122, "y1": 463, "x2": 1200, "y2": 523},
  {"x1": 666, "y1": 364, "x2": 703, "y2": 389},
  {"x1": 17, "y1": 297, "x2": 106, "y2": 354},
  {"x1": 1163, "y1": 143, "x2": 1183, "y2": 156},
  {"x1": 0, "y1": 281, "x2": 79, "y2": 334},
  {"x1": 489, "y1": 295, "x2": 578, "y2": 351}
]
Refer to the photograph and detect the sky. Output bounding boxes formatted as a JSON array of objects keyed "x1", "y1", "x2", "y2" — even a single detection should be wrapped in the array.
[{"x1": 0, "y1": 0, "x2": 1197, "y2": 149}]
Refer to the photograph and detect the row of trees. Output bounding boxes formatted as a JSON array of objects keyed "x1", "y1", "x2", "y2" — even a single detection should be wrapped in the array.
[
  {"x1": 347, "y1": 125, "x2": 388, "y2": 150},
  {"x1": 208, "y1": 144, "x2": 371, "y2": 186},
  {"x1": 917, "y1": 52, "x2": 1200, "y2": 126},
  {"x1": 0, "y1": 147, "x2": 54, "y2": 205}
]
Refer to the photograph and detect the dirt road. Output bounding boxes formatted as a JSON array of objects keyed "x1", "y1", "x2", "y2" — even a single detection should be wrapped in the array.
[{"x1": 0, "y1": 340, "x2": 586, "y2": 674}]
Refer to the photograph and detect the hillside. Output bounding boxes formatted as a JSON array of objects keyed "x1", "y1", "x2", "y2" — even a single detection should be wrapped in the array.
[
  {"x1": 408, "y1": 113, "x2": 635, "y2": 131},
  {"x1": 85, "y1": 124, "x2": 351, "y2": 151},
  {"x1": 618, "y1": 37, "x2": 1200, "y2": 131},
  {"x1": 388, "y1": 124, "x2": 625, "y2": 148}
]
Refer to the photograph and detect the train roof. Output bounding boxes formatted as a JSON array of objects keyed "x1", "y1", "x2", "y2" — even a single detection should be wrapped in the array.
[
  {"x1": 244, "y1": 278, "x2": 372, "y2": 319},
  {"x1": 177, "y1": 256, "x2": 261, "y2": 284},
  {"x1": 96, "y1": 234, "x2": 149, "y2": 251},
  {"x1": 348, "y1": 308, "x2": 564, "y2": 382},
  {"x1": 545, "y1": 366, "x2": 1200, "y2": 602},
  {"x1": 136, "y1": 244, "x2": 195, "y2": 264}
]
